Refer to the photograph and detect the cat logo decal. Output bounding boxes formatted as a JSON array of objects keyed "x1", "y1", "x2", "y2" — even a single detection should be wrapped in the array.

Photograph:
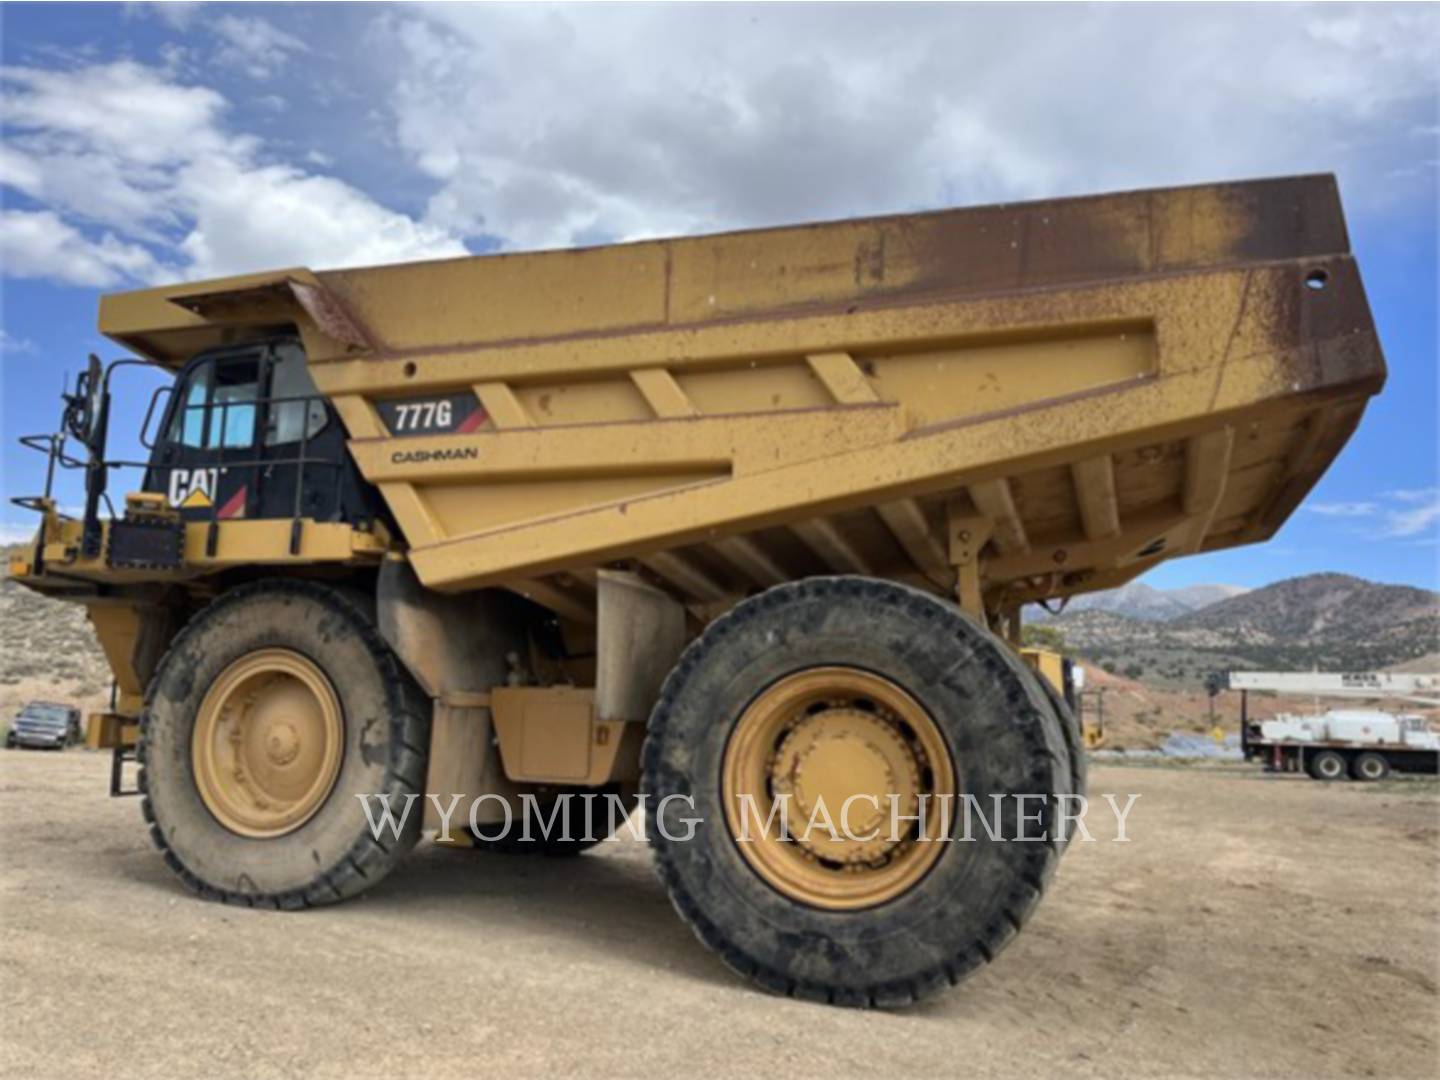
[{"x1": 168, "y1": 467, "x2": 220, "y2": 509}]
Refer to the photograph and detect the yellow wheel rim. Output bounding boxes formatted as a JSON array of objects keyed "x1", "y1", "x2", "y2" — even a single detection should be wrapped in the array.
[
  {"x1": 722, "y1": 667, "x2": 955, "y2": 911},
  {"x1": 192, "y1": 648, "x2": 343, "y2": 838}
]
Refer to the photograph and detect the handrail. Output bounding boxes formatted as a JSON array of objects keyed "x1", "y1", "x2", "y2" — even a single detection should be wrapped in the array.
[{"x1": 13, "y1": 386, "x2": 345, "y2": 560}]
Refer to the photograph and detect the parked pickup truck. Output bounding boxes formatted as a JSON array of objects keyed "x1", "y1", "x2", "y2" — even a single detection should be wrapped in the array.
[{"x1": 6, "y1": 701, "x2": 82, "y2": 750}]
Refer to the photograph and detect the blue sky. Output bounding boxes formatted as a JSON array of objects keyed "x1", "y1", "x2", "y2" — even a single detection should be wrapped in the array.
[{"x1": 2, "y1": 3, "x2": 1437, "y2": 590}]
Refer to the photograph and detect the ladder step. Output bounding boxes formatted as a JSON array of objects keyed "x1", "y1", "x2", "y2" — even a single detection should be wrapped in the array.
[{"x1": 109, "y1": 744, "x2": 141, "y2": 798}]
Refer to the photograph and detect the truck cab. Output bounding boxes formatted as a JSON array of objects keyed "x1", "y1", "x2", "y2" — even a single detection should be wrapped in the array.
[{"x1": 143, "y1": 338, "x2": 373, "y2": 528}]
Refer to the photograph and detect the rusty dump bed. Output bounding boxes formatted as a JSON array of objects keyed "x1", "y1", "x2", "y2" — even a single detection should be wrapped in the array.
[{"x1": 99, "y1": 174, "x2": 1385, "y2": 619}]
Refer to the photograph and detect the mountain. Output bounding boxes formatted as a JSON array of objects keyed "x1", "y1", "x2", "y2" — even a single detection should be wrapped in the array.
[
  {"x1": 1031, "y1": 581, "x2": 1247, "y2": 622},
  {"x1": 1043, "y1": 573, "x2": 1440, "y2": 687},
  {"x1": 1168, "y1": 584, "x2": 1251, "y2": 611}
]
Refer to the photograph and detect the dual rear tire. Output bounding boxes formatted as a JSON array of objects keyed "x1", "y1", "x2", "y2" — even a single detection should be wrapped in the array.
[{"x1": 1307, "y1": 749, "x2": 1391, "y2": 782}]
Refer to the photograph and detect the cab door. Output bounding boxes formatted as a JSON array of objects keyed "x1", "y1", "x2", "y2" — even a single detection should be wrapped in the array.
[
  {"x1": 250, "y1": 340, "x2": 346, "y2": 523},
  {"x1": 146, "y1": 346, "x2": 262, "y2": 521}
]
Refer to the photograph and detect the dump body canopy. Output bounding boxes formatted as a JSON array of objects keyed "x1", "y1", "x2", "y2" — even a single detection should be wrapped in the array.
[{"x1": 99, "y1": 174, "x2": 1385, "y2": 621}]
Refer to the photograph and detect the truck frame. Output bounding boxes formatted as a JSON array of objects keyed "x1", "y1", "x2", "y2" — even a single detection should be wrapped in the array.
[{"x1": 10, "y1": 174, "x2": 1385, "y2": 1005}]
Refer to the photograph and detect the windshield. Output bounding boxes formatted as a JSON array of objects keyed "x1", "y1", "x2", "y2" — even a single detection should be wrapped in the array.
[{"x1": 19, "y1": 704, "x2": 69, "y2": 724}]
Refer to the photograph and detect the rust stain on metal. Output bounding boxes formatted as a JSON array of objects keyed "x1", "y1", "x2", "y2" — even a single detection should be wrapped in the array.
[{"x1": 287, "y1": 278, "x2": 378, "y2": 352}]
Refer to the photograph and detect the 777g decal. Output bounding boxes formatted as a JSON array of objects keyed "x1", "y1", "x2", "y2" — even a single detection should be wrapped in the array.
[{"x1": 376, "y1": 392, "x2": 487, "y2": 436}]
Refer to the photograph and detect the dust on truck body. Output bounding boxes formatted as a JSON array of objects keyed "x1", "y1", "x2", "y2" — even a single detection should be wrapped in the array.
[{"x1": 10, "y1": 175, "x2": 1385, "y2": 1005}]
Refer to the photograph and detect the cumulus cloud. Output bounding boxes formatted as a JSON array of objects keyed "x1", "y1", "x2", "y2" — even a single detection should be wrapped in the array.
[
  {"x1": 0, "y1": 60, "x2": 466, "y2": 287},
  {"x1": 0, "y1": 209, "x2": 162, "y2": 288},
  {"x1": 211, "y1": 15, "x2": 310, "y2": 80},
  {"x1": 383, "y1": 4, "x2": 1439, "y2": 251}
]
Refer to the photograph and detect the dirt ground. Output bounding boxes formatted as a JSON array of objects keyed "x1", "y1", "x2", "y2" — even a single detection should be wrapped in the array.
[{"x1": 1, "y1": 753, "x2": 1435, "y2": 1080}]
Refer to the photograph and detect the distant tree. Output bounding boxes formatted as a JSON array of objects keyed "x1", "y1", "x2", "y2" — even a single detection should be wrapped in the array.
[
  {"x1": 1203, "y1": 670, "x2": 1227, "y2": 725},
  {"x1": 1203, "y1": 670, "x2": 1227, "y2": 698},
  {"x1": 1020, "y1": 624, "x2": 1066, "y2": 651}
]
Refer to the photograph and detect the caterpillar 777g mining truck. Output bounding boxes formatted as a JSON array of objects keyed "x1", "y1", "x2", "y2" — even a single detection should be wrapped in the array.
[{"x1": 9, "y1": 175, "x2": 1385, "y2": 1006}]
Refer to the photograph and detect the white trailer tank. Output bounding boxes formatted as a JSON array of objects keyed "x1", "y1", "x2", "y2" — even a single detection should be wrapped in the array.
[{"x1": 1259, "y1": 710, "x2": 1438, "y2": 747}]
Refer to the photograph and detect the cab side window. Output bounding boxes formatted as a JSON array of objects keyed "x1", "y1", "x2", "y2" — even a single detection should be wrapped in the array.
[
  {"x1": 165, "y1": 355, "x2": 260, "y2": 450},
  {"x1": 264, "y1": 343, "x2": 327, "y2": 446},
  {"x1": 169, "y1": 369, "x2": 210, "y2": 448},
  {"x1": 210, "y1": 360, "x2": 258, "y2": 449}
]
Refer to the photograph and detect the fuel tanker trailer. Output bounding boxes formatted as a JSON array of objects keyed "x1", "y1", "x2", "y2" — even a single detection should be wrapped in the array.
[{"x1": 10, "y1": 175, "x2": 1385, "y2": 1006}]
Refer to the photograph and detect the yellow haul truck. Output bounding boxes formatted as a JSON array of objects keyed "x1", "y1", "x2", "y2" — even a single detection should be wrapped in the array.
[{"x1": 10, "y1": 175, "x2": 1383, "y2": 1006}]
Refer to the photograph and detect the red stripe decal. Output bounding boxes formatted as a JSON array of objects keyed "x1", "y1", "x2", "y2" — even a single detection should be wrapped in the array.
[
  {"x1": 456, "y1": 408, "x2": 487, "y2": 433},
  {"x1": 217, "y1": 486, "x2": 247, "y2": 520}
]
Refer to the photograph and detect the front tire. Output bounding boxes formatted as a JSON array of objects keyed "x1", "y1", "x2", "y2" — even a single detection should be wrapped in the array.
[
  {"x1": 140, "y1": 580, "x2": 430, "y2": 908},
  {"x1": 643, "y1": 577, "x2": 1080, "y2": 1007}
]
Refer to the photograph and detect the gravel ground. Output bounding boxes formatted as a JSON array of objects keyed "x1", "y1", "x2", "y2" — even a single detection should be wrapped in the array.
[{"x1": 1, "y1": 753, "x2": 1436, "y2": 1079}]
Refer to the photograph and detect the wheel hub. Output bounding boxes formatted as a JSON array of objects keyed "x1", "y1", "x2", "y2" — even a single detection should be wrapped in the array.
[
  {"x1": 722, "y1": 667, "x2": 955, "y2": 911},
  {"x1": 193, "y1": 649, "x2": 343, "y2": 838},
  {"x1": 769, "y1": 707, "x2": 919, "y2": 867}
]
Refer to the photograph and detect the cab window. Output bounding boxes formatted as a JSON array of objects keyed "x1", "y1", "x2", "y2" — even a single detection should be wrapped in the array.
[
  {"x1": 264, "y1": 343, "x2": 327, "y2": 446},
  {"x1": 166, "y1": 353, "x2": 260, "y2": 450},
  {"x1": 171, "y1": 371, "x2": 209, "y2": 448},
  {"x1": 211, "y1": 360, "x2": 258, "y2": 448}
]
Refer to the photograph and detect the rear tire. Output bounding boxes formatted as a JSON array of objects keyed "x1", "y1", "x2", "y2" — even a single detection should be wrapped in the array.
[
  {"x1": 140, "y1": 580, "x2": 430, "y2": 908},
  {"x1": 643, "y1": 576, "x2": 1079, "y2": 1007},
  {"x1": 1308, "y1": 749, "x2": 1348, "y2": 782},
  {"x1": 1351, "y1": 752, "x2": 1390, "y2": 782}
]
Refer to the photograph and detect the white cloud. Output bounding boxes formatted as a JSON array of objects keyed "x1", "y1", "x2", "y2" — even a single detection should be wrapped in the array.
[
  {"x1": 1304, "y1": 490, "x2": 1440, "y2": 540},
  {"x1": 175, "y1": 157, "x2": 467, "y2": 280},
  {"x1": 211, "y1": 15, "x2": 310, "y2": 80},
  {"x1": 1306, "y1": 501, "x2": 1380, "y2": 517},
  {"x1": 383, "y1": 5, "x2": 1440, "y2": 252},
  {"x1": 0, "y1": 209, "x2": 163, "y2": 288},
  {"x1": 0, "y1": 328, "x2": 37, "y2": 354},
  {"x1": 141, "y1": 2, "x2": 201, "y2": 32},
  {"x1": 0, "y1": 60, "x2": 466, "y2": 287},
  {"x1": 1382, "y1": 493, "x2": 1440, "y2": 539},
  {"x1": 1385, "y1": 488, "x2": 1440, "y2": 504}
]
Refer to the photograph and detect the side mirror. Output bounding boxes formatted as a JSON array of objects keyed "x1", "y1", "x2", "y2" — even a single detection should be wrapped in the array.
[
  {"x1": 63, "y1": 354, "x2": 106, "y2": 451},
  {"x1": 85, "y1": 353, "x2": 103, "y2": 433}
]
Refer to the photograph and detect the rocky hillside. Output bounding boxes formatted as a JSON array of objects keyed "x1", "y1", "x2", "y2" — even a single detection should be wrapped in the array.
[
  {"x1": 1032, "y1": 581, "x2": 1248, "y2": 622},
  {"x1": 0, "y1": 578, "x2": 111, "y2": 732},
  {"x1": 1050, "y1": 573, "x2": 1439, "y2": 686}
]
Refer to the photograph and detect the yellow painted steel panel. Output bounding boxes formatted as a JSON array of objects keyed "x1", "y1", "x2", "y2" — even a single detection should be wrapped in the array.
[{"x1": 86, "y1": 175, "x2": 1383, "y2": 612}]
